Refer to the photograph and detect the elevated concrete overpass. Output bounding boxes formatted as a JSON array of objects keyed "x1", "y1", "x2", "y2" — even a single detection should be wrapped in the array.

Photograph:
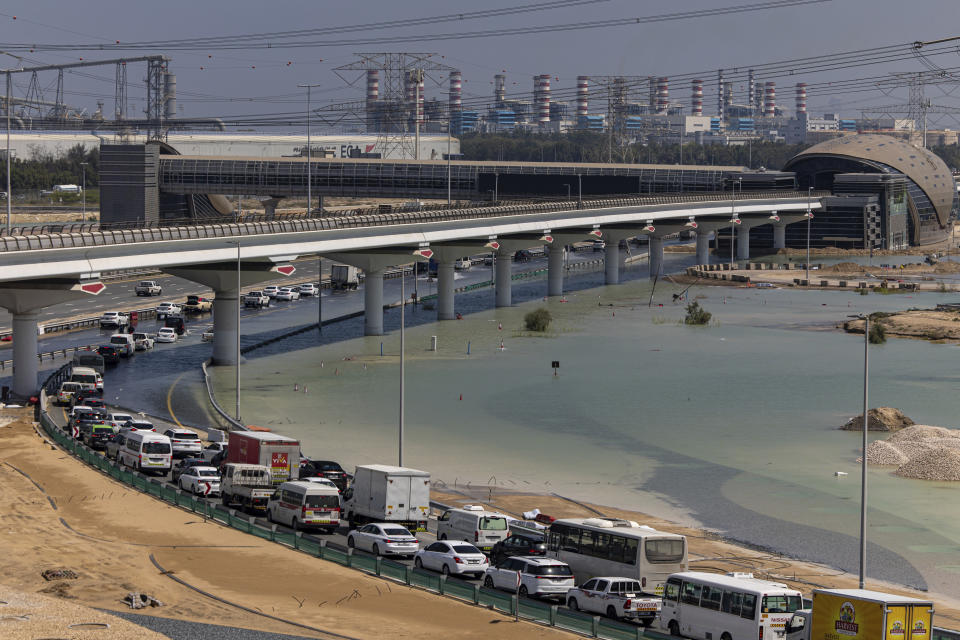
[{"x1": 0, "y1": 191, "x2": 823, "y2": 397}]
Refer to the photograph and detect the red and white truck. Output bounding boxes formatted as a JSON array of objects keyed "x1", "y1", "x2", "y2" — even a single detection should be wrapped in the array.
[{"x1": 227, "y1": 431, "x2": 300, "y2": 484}]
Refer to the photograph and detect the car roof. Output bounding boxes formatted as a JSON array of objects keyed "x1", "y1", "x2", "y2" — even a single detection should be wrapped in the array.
[
  {"x1": 516, "y1": 557, "x2": 566, "y2": 566},
  {"x1": 166, "y1": 427, "x2": 197, "y2": 434},
  {"x1": 188, "y1": 466, "x2": 219, "y2": 473}
]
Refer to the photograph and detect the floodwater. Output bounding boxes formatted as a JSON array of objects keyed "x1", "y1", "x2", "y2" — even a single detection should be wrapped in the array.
[{"x1": 208, "y1": 256, "x2": 960, "y2": 596}]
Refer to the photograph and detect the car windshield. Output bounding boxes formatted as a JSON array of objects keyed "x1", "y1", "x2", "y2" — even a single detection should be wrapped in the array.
[
  {"x1": 480, "y1": 516, "x2": 508, "y2": 530},
  {"x1": 762, "y1": 595, "x2": 803, "y2": 613},
  {"x1": 305, "y1": 495, "x2": 340, "y2": 509},
  {"x1": 143, "y1": 442, "x2": 171, "y2": 454},
  {"x1": 197, "y1": 469, "x2": 219, "y2": 477},
  {"x1": 530, "y1": 565, "x2": 573, "y2": 577},
  {"x1": 383, "y1": 528, "x2": 412, "y2": 537},
  {"x1": 453, "y1": 545, "x2": 482, "y2": 554}
]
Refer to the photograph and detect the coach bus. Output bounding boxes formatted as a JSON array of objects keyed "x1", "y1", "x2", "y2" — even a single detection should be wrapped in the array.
[
  {"x1": 661, "y1": 571, "x2": 804, "y2": 640},
  {"x1": 546, "y1": 517, "x2": 687, "y2": 596}
]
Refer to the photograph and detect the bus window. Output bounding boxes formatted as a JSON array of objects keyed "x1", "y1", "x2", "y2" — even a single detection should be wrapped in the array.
[
  {"x1": 664, "y1": 579, "x2": 681, "y2": 603},
  {"x1": 701, "y1": 585, "x2": 722, "y2": 611},
  {"x1": 722, "y1": 590, "x2": 743, "y2": 615},
  {"x1": 561, "y1": 527, "x2": 581, "y2": 553},
  {"x1": 680, "y1": 582, "x2": 702, "y2": 606},
  {"x1": 741, "y1": 593, "x2": 757, "y2": 620},
  {"x1": 646, "y1": 539, "x2": 684, "y2": 563},
  {"x1": 622, "y1": 538, "x2": 638, "y2": 565},
  {"x1": 762, "y1": 595, "x2": 803, "y2": 613}
]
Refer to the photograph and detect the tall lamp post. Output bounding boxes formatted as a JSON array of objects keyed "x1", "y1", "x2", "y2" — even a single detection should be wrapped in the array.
[
  {"x1": 849, "y1": 313, "x2": 870, "y2": 589},
  {"x1": 80, "y1": 162, "x2": 88, "y2": 224},
  {"x1": 3, "y1": 52, "x2": 24, "y2": 234},
  {"x1": 399, "y1": 263, "x2": 406, "y2": 466},
  {"x1": 806, "y1": 186, "x2": 813, "y2": 284},
  {"x1": 298, "y1": 82, "x2": 322, "y2": 215}
]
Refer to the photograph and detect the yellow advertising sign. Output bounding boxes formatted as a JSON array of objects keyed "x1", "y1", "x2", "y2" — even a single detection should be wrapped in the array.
[
  {"x1": 887, "y1": 606, "x2": 908, "y2": 639},
  {"x1": 811, "y1": 593, "x2": 884, "y2": 640},
  {"x1": 908, "y1": 605, "x2": 932, "y2": 640}
]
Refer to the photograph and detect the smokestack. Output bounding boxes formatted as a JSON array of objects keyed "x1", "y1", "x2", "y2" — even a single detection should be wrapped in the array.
[
  {"x1": 163, "y1": 72, "x2": 176, "y2": 120},
  {"x1": 536, "y1": 74, "x2": 551, "y2": 123},
  {"x1": 717, "y1": 70, "x2": 724, "y2": 121},
  {"x1": 449, "y1": 70, "x2": 462, "y2": 113},
  {"x1": 577, "y1": 75, "x2": 589, "y2": 119},
  {"x1": 691, "y1": 79, "x2": 703, "y2": 116},
  {"x1": 795, "y1": 82, "x2": 807, "y2": 116},
  {"x1": 656, "y1": 77, "x2": 669, "y2": 113},
  {"x1": 366, "y1": 70, "x2": 379, "y2": 131},
  {"x1": 723, "y1": 82, "x2": 733, "y2": 113},
  {"x1": 494, "y1": 74, "x2": 506, "y2": 104},
  {"x1": 748, "y1": 69, "x2": 755, "y2": 115},
  {"x1": 417, "y1": 76, "x2": 425, "y2": 124},
  {"x1": 764, "y1": 81, "x2": 776, "y2": 117},
  {"x1": 649, "y1": 76, "x2": 657, "y2": 111}
]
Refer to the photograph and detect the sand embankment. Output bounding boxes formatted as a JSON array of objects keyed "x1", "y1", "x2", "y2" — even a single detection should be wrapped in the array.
[
  {"x1": 864, "y1": 424, "x2": 960, "y2": 481},
  {"x1": 0, "y1": 413, "x2": 566, "y2": 640}
]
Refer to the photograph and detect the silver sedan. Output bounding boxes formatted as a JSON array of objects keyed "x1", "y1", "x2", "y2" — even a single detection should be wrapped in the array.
[{"x1": 346, "y1": 523, "x2": 419, "y2": 557}]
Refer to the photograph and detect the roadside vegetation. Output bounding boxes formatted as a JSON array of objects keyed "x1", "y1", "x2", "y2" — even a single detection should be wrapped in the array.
[{"x1": 524, "y1": 308, "x2": 553, "y2": 332}]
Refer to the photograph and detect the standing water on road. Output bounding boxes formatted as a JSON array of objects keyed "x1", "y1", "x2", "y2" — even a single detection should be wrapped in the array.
[{"x1": 210, "y1": 269, "x2": 960, "y2": 597}]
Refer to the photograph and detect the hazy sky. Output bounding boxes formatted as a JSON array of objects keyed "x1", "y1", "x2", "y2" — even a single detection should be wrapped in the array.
[{"x1": 2, "y1": 0, "x2": 959, "y2": 126}]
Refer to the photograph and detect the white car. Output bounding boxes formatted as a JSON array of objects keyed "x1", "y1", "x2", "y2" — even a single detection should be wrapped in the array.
[
  {"x1": 178, "y1": 466, "x2": 221, "y2": 496},
  {"x1": 346, "y1": 523, "x2": 419, "y2": 557},
  {"x1": 415, "y1": 541, "x2": 489, "y2": 578},
  {"x1": 106, "y1": 412, "x2": 134, "y2": 429},
  {"x1": 201, "y1": 330, "x2": 214, "y2": 342},
  {"x1": 275, "y1": 287, "x2": 300, "y2": 301},
  {"x1": 297, "y1": 283, "x2": 318, "y2": 296},
  {"x1": 132, "y1": 332, "x2": 154, "y2": 350},
  {"x1": 263, "y1": 285, "x2": 280, "y2": 298},
  {"x1": 99, "y1": 311, "x2": 129, "y2": 328},
  {"x1": 156, "y1": 327, "x2": 178, "y2": 343},
  {"x1": 201, "y1": 441, "x2": 227, "y2": 462},
  {"x1": 162, "y1": 428, "x2": 203, "y2": 457},
  {"x1": 455, "y1": 257, "x2": 472, "y2": 271},
  {"x1": 483, "y1": 557, "x2": 575, "y2": 600},
  {"x1": 156, "y1": 302, "x2": 181, "y2": 317}
]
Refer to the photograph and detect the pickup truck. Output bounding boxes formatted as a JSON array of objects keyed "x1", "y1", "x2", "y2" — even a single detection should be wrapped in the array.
[
  {"x1": 243, "y1": 291, "x2": 270, "y2": 308},
  {"x1": 220, "y1": 463, "x2": 275, "y2": 513},
  {"x1": 184, "y1": 295, "x2": 213, "y2": 313},
  {"x1": 135, "y1": 280, "x2": 163, "y2": 296},
  {"x1": 566, "y1": 577, "x2": 661, "y2": 625}
]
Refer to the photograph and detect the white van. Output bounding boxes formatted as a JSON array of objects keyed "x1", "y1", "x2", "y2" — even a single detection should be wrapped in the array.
[
  {"x1": 70, "y1": 366, "x2": 103, "y2": 391},
  {"x1": 437, "y1": 505, "x2": 510, "y2": 551},
  {"x1": 117, "y1": 431, "x2": 172, "y2": 475},
  {"x1": 109, "y1": 334, "x2": 135, "y2": 357},
  {"x1": 266, "y1": 480, "x2": 341, "y2": 533}
]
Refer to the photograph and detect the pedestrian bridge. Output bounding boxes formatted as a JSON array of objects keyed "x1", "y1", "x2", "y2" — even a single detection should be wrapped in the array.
[{"x1": 0, "y1": 190, "x2": 823, "y2": 398}]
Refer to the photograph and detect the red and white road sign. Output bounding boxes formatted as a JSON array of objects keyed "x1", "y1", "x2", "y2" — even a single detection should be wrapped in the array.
[
  {"x1": 72, "y1": 425, "x2": 79, "y2": 438},
  {"x1": 414, "y1": 248, "x2": 433, "y2": 259},
  {"x1": 202, "y1": 482, "x2": 212, "y2": 496},
  {"x1": 76, "y1": 282, "x2": 105, "y2": 295},
  {"x1": 273, "y1": 265, "x2": 296, "y2": 276}
]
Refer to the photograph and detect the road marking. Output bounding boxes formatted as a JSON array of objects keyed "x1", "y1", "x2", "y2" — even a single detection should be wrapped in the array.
[{"x1": 166, "y1": 372, "x2": 187, "y2": 429}]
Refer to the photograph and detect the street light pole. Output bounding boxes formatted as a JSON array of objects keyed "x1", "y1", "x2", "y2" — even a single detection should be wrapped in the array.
[
  {"x1": 563, "y1": 183, "x2": 570, "y2": 200},
  {"x1": 399, "y1": 263, "x2": 406, "y2": 467},
  {"x1": 849, "y1": 313, "x2": 870, "y2": 589},
  {"x1": 80, "y1": 162, "x2": 88, "y2": 224},
  {"x1": 5, "y1": 71, "x2": 10, "y2": 234},
  {"x1": 298, "y1": 83, "x2": 322, "y2": 215},
  {"x1": 806, "y1": 186, "x2": 813, "y2": 284}
]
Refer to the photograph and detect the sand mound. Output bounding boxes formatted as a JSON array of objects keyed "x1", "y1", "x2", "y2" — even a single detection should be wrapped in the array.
[
  {"x1": 896, "y1": 447, "x2": 960, "y2": 481},
  {"x1": 889, "y1": 424, "x2": 957, "y2": 442},
  {"x1": 823, "y1": 261, "x2": 864, "y2": 273},
  {"x1": 865, "y1": 440, "x2": 910, "y2": 466},
  {"x1": 841, "y1": 407, "x2": 915, "y2": 432}
]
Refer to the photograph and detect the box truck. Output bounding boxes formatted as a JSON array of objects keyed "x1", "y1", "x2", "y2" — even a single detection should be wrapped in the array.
[
  {"x1": 342, "y1": 464, "x2": 430, "y2": 531},
  {"x1": 331, "y1": 265, "x2": 359, "y2": 290},
  {"x1": 786, "y1": 589, "x2": 934, "y2": 640},
  {"x1": 227, "y1": 432, "x2": 300, "y2": 484}
]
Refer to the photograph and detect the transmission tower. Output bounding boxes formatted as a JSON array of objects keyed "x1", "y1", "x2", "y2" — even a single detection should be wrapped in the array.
[
  {"x1": 869, "y1": 71, "x2": 960, "y2": 147},
  {"x1": 334, "y1": 53, "x2": 454, "y2": 159}
]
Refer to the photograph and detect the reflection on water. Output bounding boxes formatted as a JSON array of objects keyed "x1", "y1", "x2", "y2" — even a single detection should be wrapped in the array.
[{"x1": 212, "y1": 262, "x2": 960, "y2": 596}]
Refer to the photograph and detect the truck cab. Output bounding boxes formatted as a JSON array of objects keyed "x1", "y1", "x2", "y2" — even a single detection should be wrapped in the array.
[
  {"x1": 785, "y1": 609, "x2": 811, "y2": 640},
  {"x1": 221, "y1": 463, "x2": 275, "y2": 513}
]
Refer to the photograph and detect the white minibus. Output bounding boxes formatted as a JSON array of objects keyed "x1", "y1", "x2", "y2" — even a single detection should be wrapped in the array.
[
  {"x1": 267, "y1": 481, "x2": 340, "y2": 533},
  {"x1": 70, "y1": 366, "x2": 103, "y2": 391},
  {"x1": 662, "y1": 571, "x2": 803, "y2": 640},
  {"x1": 117, "y1": 431, "x2": 172, "y2": 475},
  {"x1": 547, "y1": 517, "x2": 687, "y2": 596},
  {"x1": 437, "y1": 505, "x2": 510, "y2": 551}
]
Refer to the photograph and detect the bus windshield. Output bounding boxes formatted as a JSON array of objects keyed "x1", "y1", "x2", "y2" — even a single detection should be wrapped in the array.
[
  {"x1": 645, "y1": 539, "x2": 684, "y2": 563},
  {"x1": 762, "y1": 595, "x2": 803, "y2": 613}
]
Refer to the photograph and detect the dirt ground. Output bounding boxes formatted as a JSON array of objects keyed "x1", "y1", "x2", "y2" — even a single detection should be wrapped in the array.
[
  {"x1": 846, "y1": 309, "x2": 960, "y2": 341},
  {"x1": 431, "y1": 488, "x2": 960, "y2": 630},
  {"x1": 0, "y1": 413, "x2": 569, "y2": 640}
]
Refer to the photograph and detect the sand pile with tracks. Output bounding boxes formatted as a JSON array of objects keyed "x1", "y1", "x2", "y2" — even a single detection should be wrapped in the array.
[{"x1": 864, "y1": 424, "x2": 960, "y2": 480}]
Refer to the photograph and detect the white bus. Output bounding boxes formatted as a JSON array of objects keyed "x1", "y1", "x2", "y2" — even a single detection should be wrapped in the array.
[
  {"x1": 661, "y1": 571, "x2": 803, "y2": 640},
  {"x1": 546, "y1": 517, "x2": 687, "y2": 596}
]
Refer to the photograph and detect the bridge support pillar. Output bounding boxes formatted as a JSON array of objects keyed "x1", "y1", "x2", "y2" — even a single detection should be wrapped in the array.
[
  {"x1": 437, "y1": 261, "x2": 456, "y2": 320},
  {"x1": 495, "y1": 256, "x2": 513, "y2": 307},
  {"x1": 547, "y1": 245, "x2": 564, "y2": 296},
  {"x1": 12, "y1": 312, "x2": 39, "y2": 398},
  {"x1": 363, "y1": 270, "x2": 385, "y2": 335},
  {"x1": 604, "y1": 242, "x2": 621, "y2": 285},
  {"x1": 696, "y1": 232, "x2": 711, "y2": 265},
  {"x1": 773, "y1": 224, "x2": 786, "y2": 250},
  {"x1": 649, "y1": 236, "x2": 664, "y2": 279},
  {"x1": 211, "y1": 290, "x2": 240, "y2": 365},
  {"x1": 261, "y1": 198, "x2": 282, "y2": 220},
  {"x1": 737, "y1": 225, "x2": 751, "y2": 261}
]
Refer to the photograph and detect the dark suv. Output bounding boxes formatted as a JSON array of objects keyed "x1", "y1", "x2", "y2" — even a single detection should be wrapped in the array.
[
  {"x1": 97, "y1": 344, "x2": 121, "y2": 364},
  {"x1": 489, "y1": 533, "x2": 548, "y2": 565},
  {"x1": 83, "y1": 424, "x2": 116, "y2": 450},
  {"x1": 300, "y1": 459, "x2": 349, "y2": 491}
]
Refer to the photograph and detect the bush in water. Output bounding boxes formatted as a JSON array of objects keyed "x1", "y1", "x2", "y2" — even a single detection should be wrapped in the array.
[
  {"x1": 684, "y1": 301, "x2": 712, "y2": 325},
  {"x1": 524, "y1": 308, "x2": 553, "y2": 332}
]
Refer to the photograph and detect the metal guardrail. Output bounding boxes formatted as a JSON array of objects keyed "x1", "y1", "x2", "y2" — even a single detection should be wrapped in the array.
[
  {"x1": 0, "y1": 190, "x2": 828, "y2": 253},
  {"x1": 0, "y1": 344, "x2": 100, "y2": 370},
  {"x1": 200, "y1": 358, "x2": 246, "y2": 432}
]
